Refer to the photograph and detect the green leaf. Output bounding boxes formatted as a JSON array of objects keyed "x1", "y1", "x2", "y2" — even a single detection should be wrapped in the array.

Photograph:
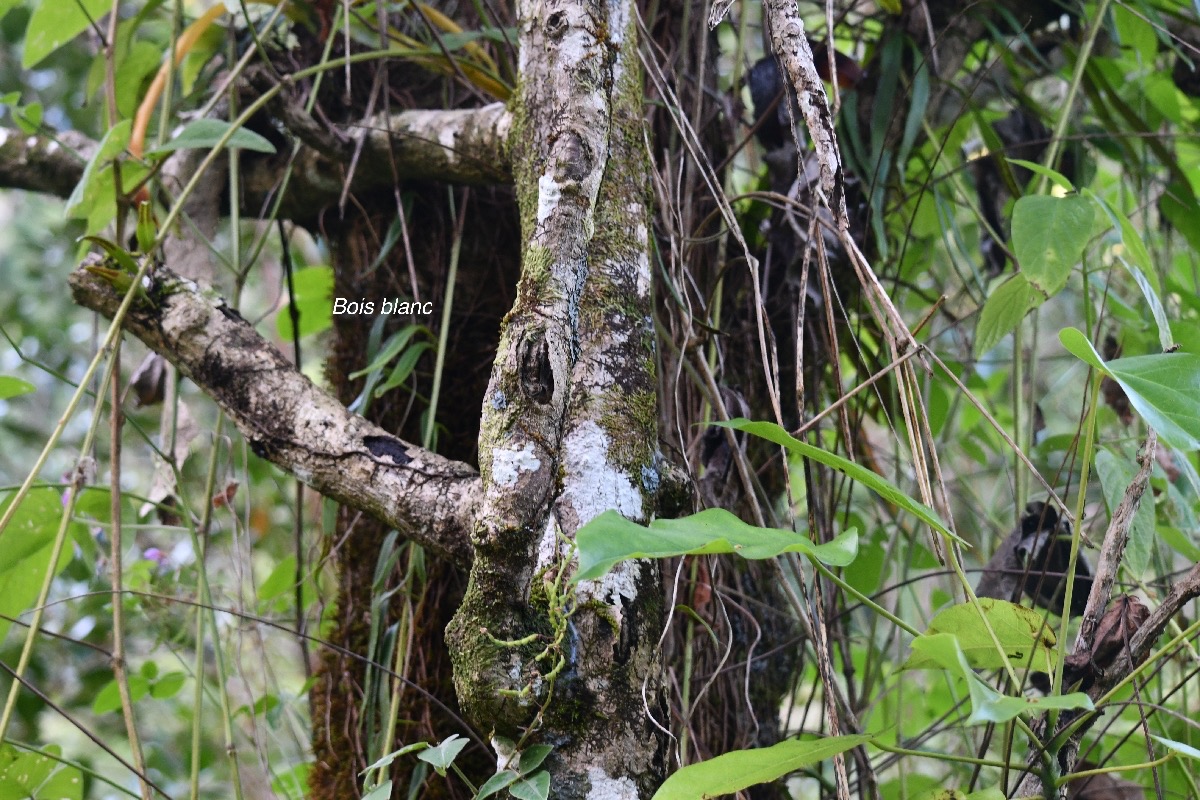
[
  {"x1": 1086, "y1": 191, "x2": 1156, "y2": 287},
  {"x1": 146, "y1": 118, "x2": 277, "y2": 155},
  {"x1": 349, "y1": 325, "x2": 426, "y2": 379},
  {"x1": 258, "y1": 555, "x2": 298, "y2": 602},
  {"x1": 0, "y1": 1, "x2": 20, "y2": 23},
  {"x1": 908, "y1": 634, "x2": 1091, "y2": 724},
  {"x1": 717, "y1": 419, "x2": 959, "y2": 542},
  {"x1": 362, "y1": 780, "x2": 393, "y2": 800},
  {"x1": 1011, "y1": 194, "x2": 1094, "y2": 295},
  {"x1": 150, "y1": 671, "x2": 186, "y2": 700},
  {"x1": 902, "y1": 599, "x2": 1058, "y2": 673},
  {"x1": 92, "y1": 675, "x2": 150, "y2": 715},
  {"x1": 1117, "y1": 255, "x2": 1173, "y2": 351},
  {"x1": 1061, "y1": 329, "x2": 1200, "y2": 449},
  {"x1": 1094, "y1": 448, "x2": 1155, "y2": 577},
  {"x1": 1006, "y1": 159, "x2": 1075, "y2": 193},
  {"x1": 417, "y1": 735, "x2": 468, "y2": 777},
  {"x1": 0, "y1": 744, "x2": 83, "y2": 800},
  {"x1": 975, "y1": 274, "x2": 1042, "y2": 355},
  {"x1": 652, "y1": 734, "x2": 872, "y2": 799},
  {"x1": 136, "y1": 201, "x2": 157, "y2": 254},
  {"x1": 0, "y1": 488, "x2": 82, "y2": 645},
  {"x1": 276, "y1": 266, "x2": 334, "y2": 339},
  {"x1": 475, "y1": 770, "x2": 520, "y2": 799},
  {"x1": 0, "y1": 376, "x2": 35, "y2": 400},
  {"x1": 360, "y1": 742, "x2": 429, "y2": 775},
  {"x1": 64, "y1": 119, "x2": 131, "y2": 228},
  {"x1": 373, "y1": 342, "x2": 433, "y2": 397},
  {"x1": 1105, "y1": 352, "x2": 1200, "y2": 450},
  {"x1": 82, "y1": 235, "x2": 140, "y2": 274},
  {"x1": 13, "y1": 101, "x2": 42, "y2": 134},
  {"x1": 518, "y1": 745, "x2": 553, "y2": 774},
  {"x1": 23, "y1": 0, "x2": 112, "y2": 68},
  {"x1": 271, "y1": 762, "x2": 310, "y2": 799},
  {"x1": 1058, "y1": 328, "x2": 1106, "y2": 372},
  {"x1": 572, "y1": 508, "x2": 858, "y2": 584},
  {"x1": 509, "y1": 770, "x2": 551, "y2": 800},
  {"x1": 1152, "y1": 735, "x2": 1200, "y2": 761}
]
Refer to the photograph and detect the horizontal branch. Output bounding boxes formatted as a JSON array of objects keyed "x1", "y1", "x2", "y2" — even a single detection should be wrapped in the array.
[
  {"x1": 0, "y1": 103, "x2": 512, "y2": 208},
  {"x1": 0, "y1": 128, "x2": 95, "y2": 198},
  {"x1": 244, "y1": 102, "x2": 513, "y2": 214},
  {"x1": 69, "y1": 264, "x2": 478, "y2": 567}
]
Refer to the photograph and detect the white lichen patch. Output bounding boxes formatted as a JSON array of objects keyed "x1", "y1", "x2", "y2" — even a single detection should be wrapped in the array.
[
  {"x1": 606, "y1": 0, "x2": 631, "y2": 85},
  {"x1": 562, "y1": 421, "x2": 644, "y2": 621},
  {"x1": 587, "y1": 767, "x2": 638, "y2": 800},
  {"x1": 491, "y1": 736, "x2": 517, "y2": 772},
  {"x1": 634, "y1": 222, "x2": 651, "y2": 296},
  {"x1": 491, "y1": 441, "x2": 542, "y2": 487},
  {"x1": 437, "y1": 122, "x2": 458, "y2": 163},
  {"x1": 537, "y1": 172, "x2": 561, "y2": 224},
  {"x1": 561, "y1": 421, "x2": 642, "y2": 524},
  {"x1": 536, "y1": 512, "x2": 567, "y2": 572}
]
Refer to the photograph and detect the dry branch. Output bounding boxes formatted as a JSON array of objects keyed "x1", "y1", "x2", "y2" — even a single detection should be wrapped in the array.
[{"x1": 69, "y1": 265, "x2": 478, "y2": 567}]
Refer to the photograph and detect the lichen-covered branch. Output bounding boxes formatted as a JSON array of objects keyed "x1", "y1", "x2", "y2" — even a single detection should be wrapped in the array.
[
  {"x1": 243, "y1": 102, "x2": 513, "y2": 216},
  {"x1": 1, "y1": 103, "x2": 510, "y2": 209},
  {"x1": 68, "y1": 265, "x2": 478, "y2": 567}
]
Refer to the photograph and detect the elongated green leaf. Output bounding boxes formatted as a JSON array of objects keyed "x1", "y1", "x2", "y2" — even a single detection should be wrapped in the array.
[
  {"x1": 1152, "y1": 735, "x2": 1200, "y2": 761},
  {"x1": 360, "y1": 742, "x2": 428, "y2": 775},
  {"x1": 653, "y1": 734, "x2": 872, "y2": 799},
  {"x1": 1117, "y1": 255, "x2": 1173, "y2": 351},
  {"x1": 572, "y1": 508, "x2": 858, "y2": 584},
  {"x1": 23, "y1": 0, "x2": 111, "y2": 68},
  {"x1": 146, "y1": 118, "x2": 277, "y2": 155},
  {"x1": 349, "y1": 325, "x2": 425, "y2": 379},
  {"x1": 975, "y1": 273, "x2": 1042, "y2": 355},
  {"x1": 902, "y1": 599, "x2": 1057, "y2": 673},
  {"x1": 717, "y1": 419, "x2": 958, "y2": 541},
  {"x1": 1011, "y1": 194, "x2": 1094, "y2": 295},
  {"x1": 1006, "y1": 159, "x2": 1075, "y2": 193},
  {"x1": 0, "y1": 375, "x2": 35, "y2": 400},
  {"x1": 1058, "y1": 328, "x2": 1106, "y2": 371},
  {"x1": 374, "y1": 341, "x2": 433, "y2": 397}
]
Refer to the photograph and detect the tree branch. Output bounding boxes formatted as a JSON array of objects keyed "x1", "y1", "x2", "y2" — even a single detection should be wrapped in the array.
[
  {"x1": 0, "y1": 129, "x2": 95, "y2": 198},
  {"x1": 243, "y1": 102, "x2": 512, "y2": 215},
  {"x1": 1, "y1": 103, "x2": 511, "y2": 208},
  {"x1": 68, "y1": 264, "x2": 478, "y2": 567}
]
